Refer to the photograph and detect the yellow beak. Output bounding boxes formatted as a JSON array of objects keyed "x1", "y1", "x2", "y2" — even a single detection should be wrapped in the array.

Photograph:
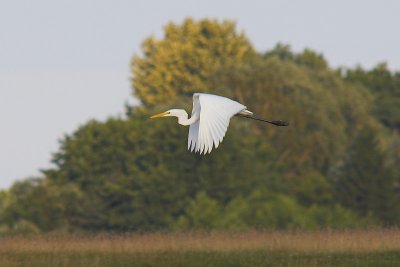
[{"x1": 150, "y1": 112, "x2": 168, "y2": 119}]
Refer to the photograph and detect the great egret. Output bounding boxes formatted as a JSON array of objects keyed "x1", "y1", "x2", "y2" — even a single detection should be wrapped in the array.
[{"x1": 151, "y1": 93, "x2": 288, "y2": 154}]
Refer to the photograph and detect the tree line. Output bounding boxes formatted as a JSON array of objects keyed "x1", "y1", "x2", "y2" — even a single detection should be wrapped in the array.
[{"x1": 1, "y1": 18, "x2": 399, "y2": 235}]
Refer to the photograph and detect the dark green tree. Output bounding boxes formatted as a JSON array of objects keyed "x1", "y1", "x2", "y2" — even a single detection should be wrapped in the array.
[
  {"x1": 334, "y1": 126, "x2": 399, "y2": 224},
  {"x1": 1, "y1": 178, "x2": 83, "y2": 232},
  {"x1": 343, "y1": 63, "x2": 400, "y2": 130}
]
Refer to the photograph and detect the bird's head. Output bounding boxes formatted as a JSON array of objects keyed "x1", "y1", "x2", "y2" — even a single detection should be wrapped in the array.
[{"x1": 150, "y1": 109, "x2": 186, "y2": 119}]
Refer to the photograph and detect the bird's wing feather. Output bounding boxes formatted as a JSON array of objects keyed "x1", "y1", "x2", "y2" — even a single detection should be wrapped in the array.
[{"x1": 188, "y1": 93, "x2": 246, "y2": 154}]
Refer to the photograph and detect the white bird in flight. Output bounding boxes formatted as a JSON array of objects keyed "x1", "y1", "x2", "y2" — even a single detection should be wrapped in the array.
[{"x1": 151, "y1": 93, "x2": 288, "y2": 154}]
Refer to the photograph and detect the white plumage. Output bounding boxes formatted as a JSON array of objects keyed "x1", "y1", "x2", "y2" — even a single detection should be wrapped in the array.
[
  {"x1": 150, "y1": 93, "x2": 288, "y2": 154},
  {"x1": 188, "y1": 93, "x2": 247, "y2": 154}
]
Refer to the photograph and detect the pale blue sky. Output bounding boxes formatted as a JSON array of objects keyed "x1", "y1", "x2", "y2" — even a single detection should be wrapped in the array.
[{"x1": 1, "y1": 0, "x2": 399, "y2": 188}]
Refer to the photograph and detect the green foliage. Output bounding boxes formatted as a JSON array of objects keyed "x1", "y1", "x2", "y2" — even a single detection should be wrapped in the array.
[
  {"x1": 175, "y1": 192, "x2": 223, "y2": 230},
  {"x1": 307, "y1": 204, "x2": 376, "y2": 228},
  {"x1": 265, "y1": 44, "x2": 328, "y2": 70},
  {"x1": 0, "y1": 190, "x2": 9, "y2": 219},
  {"x1": 210, "y1": 54, "x2": 373, "y2": 174},
  {"x1": 36, "y1": 107, "x2": 373, "y2": 232},
  {"x1": 334, "y1": 126, "x2": 399, "y2": 224},
  {"x1": 6, "y1": 220, "x2": 41, "y2": 236},
  {"x1": 343, "y1": 63, "x2": 400, "y2": 130},
  {"x1": 374, "y1": 94, "x2": 400, "y2": 129},
  {"x1": 244, "y1": 189, "x2": 311, "y2": 229},
  {"x1": 43, "y1": 108, "x2": 277, "y2": 231},
  {"x1": 1, "y1": 178, "x2": 84, "y2": 233},
  {"x1": 175, "y1": 188, "x2": 368, "y2": 230},
  {"x1": 294, "y1": 172, "x2": 334, "y2": 206},
  {"x1": 387, "y1": 133, "x2": 400, "y2": 179},
  {"x1": 132, "y1": 18, "x2": 255, "y2": 107}
]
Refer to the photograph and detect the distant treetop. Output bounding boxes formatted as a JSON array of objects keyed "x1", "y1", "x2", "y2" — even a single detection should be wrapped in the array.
[{"x1": 131, "y1": 18, "x2": 255, "y2": 107}]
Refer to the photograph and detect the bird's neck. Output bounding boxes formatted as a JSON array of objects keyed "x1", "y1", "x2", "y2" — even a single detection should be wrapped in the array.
[{"x1": 176, "y1": 110, "x2": 199, "y2": 126}]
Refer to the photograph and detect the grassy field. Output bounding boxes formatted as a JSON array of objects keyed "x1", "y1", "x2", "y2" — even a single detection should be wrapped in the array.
[{"x1": 1, "y1": 229, "x2": 400, "y2": 267}]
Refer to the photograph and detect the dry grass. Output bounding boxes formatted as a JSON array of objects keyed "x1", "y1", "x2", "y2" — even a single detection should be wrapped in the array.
[{"x1": 1, "y1": 229, "x2": 400, "y2": 254}]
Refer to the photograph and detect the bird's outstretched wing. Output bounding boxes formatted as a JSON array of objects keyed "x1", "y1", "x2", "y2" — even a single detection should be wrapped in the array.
[{"x1": 188, "y1": 93, "x2": 246, "y2": 154}]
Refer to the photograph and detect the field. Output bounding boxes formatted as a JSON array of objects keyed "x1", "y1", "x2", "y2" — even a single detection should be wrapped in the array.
[{"x1": 1, "y1": 229, "x2": 400, "y2": 267}]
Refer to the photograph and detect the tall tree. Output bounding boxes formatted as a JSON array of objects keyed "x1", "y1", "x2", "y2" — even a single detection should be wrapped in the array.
[
  {"x1": 131, "y1": 18, "x2": 255, "y2": 107},
  {"x1": 334, "y1": 126, "x2": 399, "y2": 224}
]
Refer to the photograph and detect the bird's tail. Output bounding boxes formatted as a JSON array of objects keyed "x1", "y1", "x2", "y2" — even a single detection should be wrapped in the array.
[{"x1": 237, "y1": 112, "x2": 289, "y2": 126}]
